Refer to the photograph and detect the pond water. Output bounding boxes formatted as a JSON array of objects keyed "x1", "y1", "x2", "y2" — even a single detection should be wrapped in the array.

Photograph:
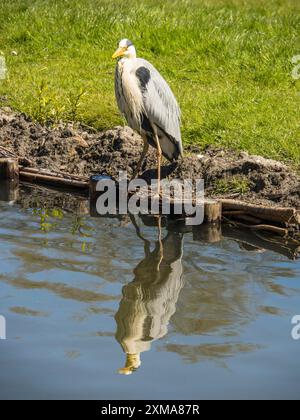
[{"x1": 0, "y1": 183, "x2": 299, "y2": 400}]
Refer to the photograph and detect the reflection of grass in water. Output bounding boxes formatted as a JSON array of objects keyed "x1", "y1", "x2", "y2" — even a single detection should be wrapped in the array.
[
  {"x1": 32, "y1": 207, "x2": 63, "y2": 232},
  {"x1": 162, "y1": 343, "x2": 262, "y2": 367},
  {"x1": 70, "y1": 215, "x2": 94, "y2": 253},
  {"x1": 65, "y1": 350, "x2": 81, "y2": 360},
  {"x1": 32, "y1": 207, "x2": 94, "y2": 252},
  {"x1": 10, "y1": 306, "x2": 48, "y2": 317}
]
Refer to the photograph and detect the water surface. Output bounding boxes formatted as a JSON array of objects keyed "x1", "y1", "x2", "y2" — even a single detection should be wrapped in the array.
[{"x1": 0, "y1": 184, "x2": 299, "y2": 399}]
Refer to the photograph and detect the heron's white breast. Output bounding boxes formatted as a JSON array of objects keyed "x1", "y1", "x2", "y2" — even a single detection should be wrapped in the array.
[{"x1": 118, "y1": 59, "x2": 144, "y2": 131}]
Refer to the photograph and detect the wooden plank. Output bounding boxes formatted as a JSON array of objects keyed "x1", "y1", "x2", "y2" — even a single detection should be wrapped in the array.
[
  {"x1": 20, "y1": 166, "x2": 89, "y2": 182},
  {"x1": 220, "y1": 199, "x2": 300, "y2": 225},
  {"x1": 19, "y1": 170, "x2": 89, "y2": 190}
]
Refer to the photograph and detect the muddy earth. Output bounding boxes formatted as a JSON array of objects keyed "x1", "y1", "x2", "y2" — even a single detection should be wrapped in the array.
[{"x1": 0, "y1": 107, "x2": 299, "y2": 209}]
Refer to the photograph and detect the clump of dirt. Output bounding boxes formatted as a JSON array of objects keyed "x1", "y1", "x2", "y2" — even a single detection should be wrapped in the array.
[{"x1": 0, "y1": 107, "x2": 299, "y2": 209}]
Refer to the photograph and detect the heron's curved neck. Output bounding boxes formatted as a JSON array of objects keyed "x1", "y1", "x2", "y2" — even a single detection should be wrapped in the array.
[
  {"x1": 119, "y1": 56, "x2": 136, "y2": 69},
  {"x1": 124, "y1": 45, "x2": 137, "y2": 59}
]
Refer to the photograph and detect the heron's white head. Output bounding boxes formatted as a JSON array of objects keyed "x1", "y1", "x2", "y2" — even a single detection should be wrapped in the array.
[{"x1": 112, "y1": 39, "x2": 136, "y2": 60}]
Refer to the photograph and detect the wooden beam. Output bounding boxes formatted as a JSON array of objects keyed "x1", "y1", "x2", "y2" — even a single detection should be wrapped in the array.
[
  {"x1": 19, "y1": 170, "x2": 89, "y2": 190},
  {"x1": 220, "y1": 199, "x2": 300, "y2": 226}
]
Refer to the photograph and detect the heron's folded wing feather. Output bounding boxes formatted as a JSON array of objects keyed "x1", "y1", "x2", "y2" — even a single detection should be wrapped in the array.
[{"x1": 135, "y1": 59, "x2": 182, "y2": 156}]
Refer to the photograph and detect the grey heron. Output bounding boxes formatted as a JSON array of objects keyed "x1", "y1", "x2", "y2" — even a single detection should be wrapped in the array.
[{"x1": 112, "y1": 39, "x2": 183, "y2": 194}]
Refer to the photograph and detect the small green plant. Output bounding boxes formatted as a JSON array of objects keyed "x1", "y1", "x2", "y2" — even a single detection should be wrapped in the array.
[
  {"x1": 32, "y1": 81, "x2": 68, "y2": 124},
  {"x1": 67, "y1": 88, "x2": 87, "y2": 121},
  {"x1": 213, "y1": 175, "x2": 251, "y2": 196},
  {"x1": 34, "y1": 81, "x2": 53, "y2": 124}
]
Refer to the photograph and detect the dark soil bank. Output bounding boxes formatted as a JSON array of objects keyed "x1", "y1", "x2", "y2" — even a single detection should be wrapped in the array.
[{"x1": 0, "y1": 107, "x2": 299, "y2": 209}]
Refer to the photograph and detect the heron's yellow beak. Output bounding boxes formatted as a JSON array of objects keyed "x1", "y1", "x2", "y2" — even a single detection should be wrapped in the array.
[{"x1": 112, "y1": 47, "x2": 127, "y2": 59}]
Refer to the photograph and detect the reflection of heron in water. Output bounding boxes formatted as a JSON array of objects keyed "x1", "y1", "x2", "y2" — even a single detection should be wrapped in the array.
[{"x1": 115, "y1": 217, "x2": 184, "y2": 375}]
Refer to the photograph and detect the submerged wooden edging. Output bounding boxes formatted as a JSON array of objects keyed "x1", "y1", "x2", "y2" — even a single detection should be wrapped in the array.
[{"x1": 0, "y1": 157, "x2": 299, "y2": 237}]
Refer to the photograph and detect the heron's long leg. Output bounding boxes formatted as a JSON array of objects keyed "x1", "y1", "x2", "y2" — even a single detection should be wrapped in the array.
[
  {"x1": 153, "y1": 132, "x2": 162, "y2": 196},
  {"x1": 131, "y1": 138, "x2": 149, "y2": 180}
]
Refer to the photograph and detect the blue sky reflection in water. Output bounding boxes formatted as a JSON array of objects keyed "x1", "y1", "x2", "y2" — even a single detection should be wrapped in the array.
[{"x1": 0, "y1": 184, "x2": 299, "y2": 400}]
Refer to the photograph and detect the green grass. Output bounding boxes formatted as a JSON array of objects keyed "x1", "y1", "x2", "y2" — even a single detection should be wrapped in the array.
[
  {"x1": 213, "y1": 175, "x2": 251, "y2": 195},
  {"x1": 0, "y1": 0, "x2": 299, "y2": 164}
]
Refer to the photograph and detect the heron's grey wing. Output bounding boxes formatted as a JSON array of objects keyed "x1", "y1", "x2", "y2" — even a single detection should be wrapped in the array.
[{"x1": 135, "y1": 59, "x2": 183, "y2": 161}]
